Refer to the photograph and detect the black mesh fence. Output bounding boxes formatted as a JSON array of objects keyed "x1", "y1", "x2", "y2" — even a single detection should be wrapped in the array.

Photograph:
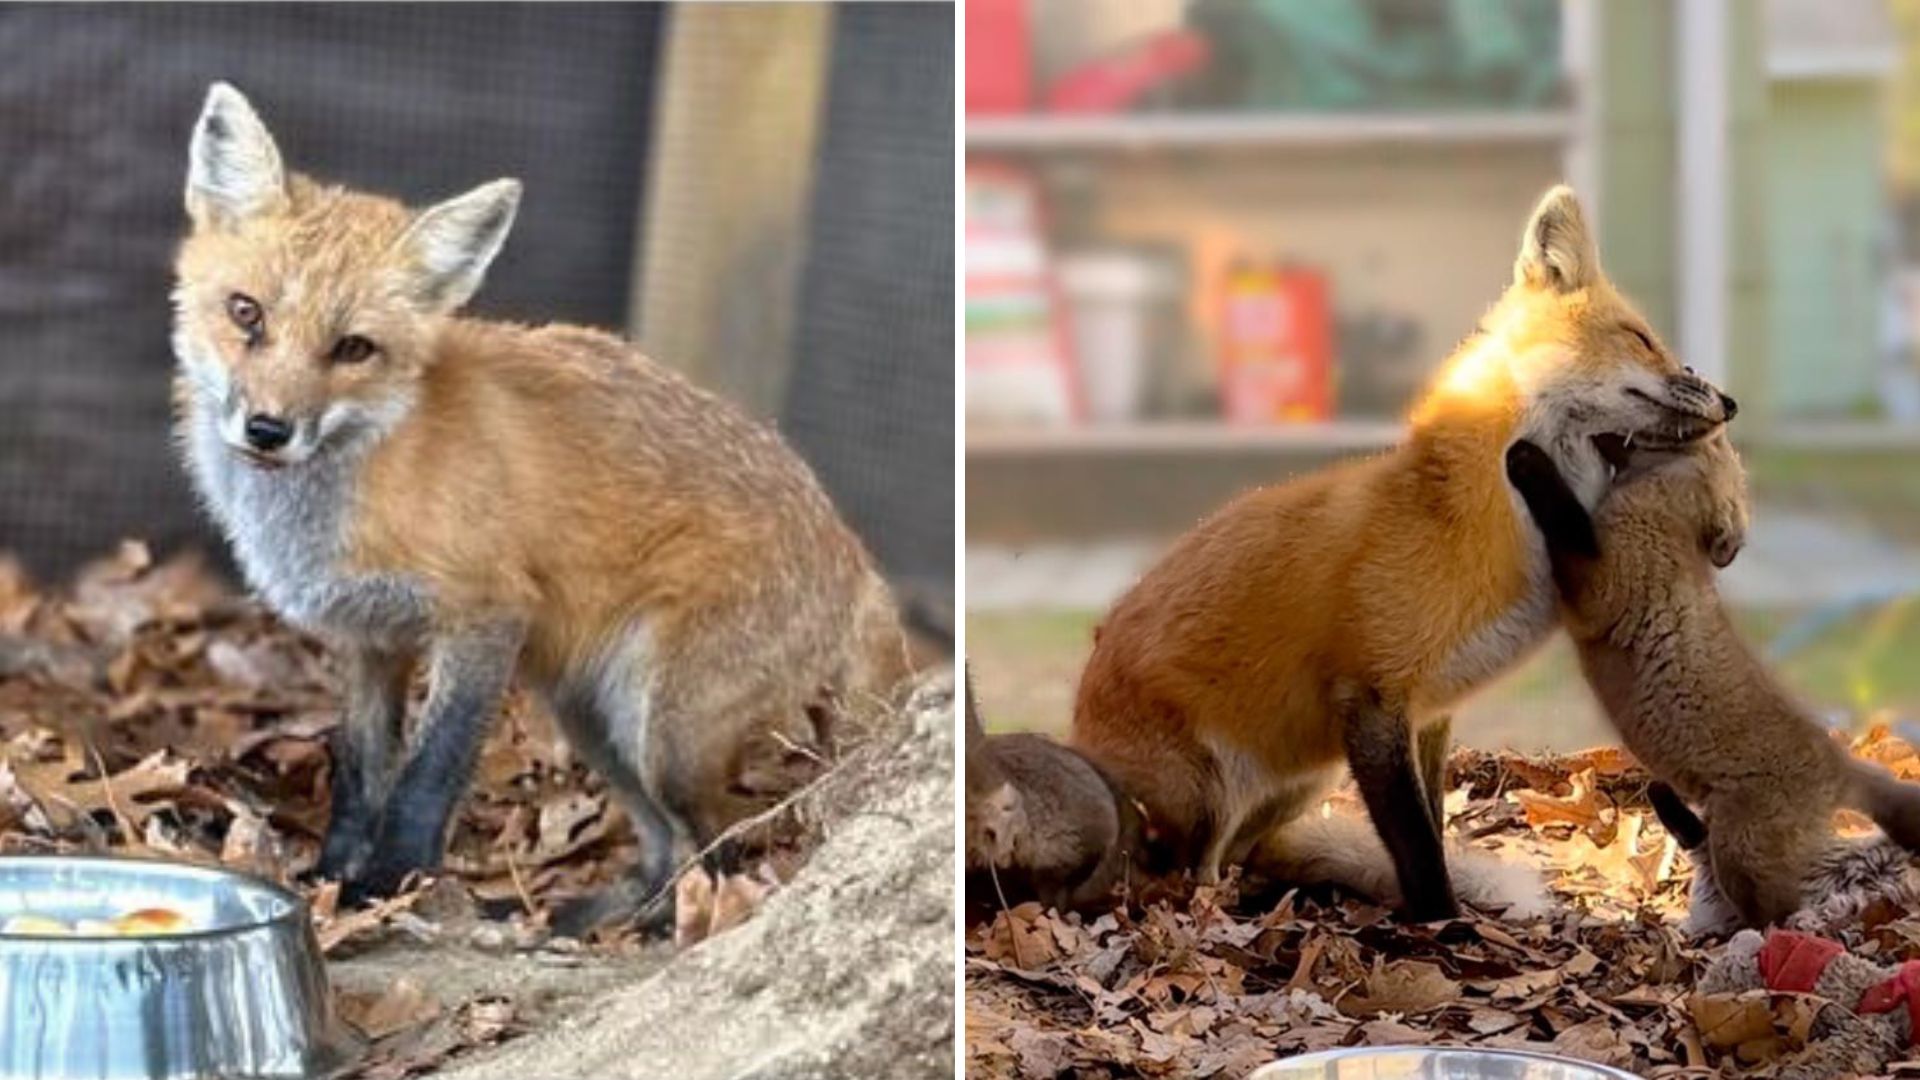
[
  {"x1": 784, "y1": 2, "x2": 956, "y2": 595},
  {"x1": 0, "y1": 2, "x2": 954, "y2": 602}
]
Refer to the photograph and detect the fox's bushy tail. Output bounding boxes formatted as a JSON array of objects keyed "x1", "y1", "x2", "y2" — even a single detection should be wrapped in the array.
[
  {"x1": 1846, "y1": 760, "x2": 1920, "y2": 852},
  {"x1": 1249, "y1": 810, "x2": 1550, "y2": 919}
]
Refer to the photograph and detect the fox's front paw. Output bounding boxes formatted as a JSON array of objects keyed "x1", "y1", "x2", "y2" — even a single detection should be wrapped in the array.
[
  {"x1": 1705, "y1": 493, "x2": 1749, "y2": 569},
  {"x1": 550, "y1": 877, "x2": 675, "y2": 940},
  {"x1": 1504, "y1": 439, "x2": 1556, "y2": 488},
  {"x1": 340, "y1": 847, "x2": 435, "y2": 907},
  {"x1": 312, "y1": 828, "x2": 372, "y2": 886},
  {"x1": 339, "y1": 817, "x2": 444, "y2": 905}
]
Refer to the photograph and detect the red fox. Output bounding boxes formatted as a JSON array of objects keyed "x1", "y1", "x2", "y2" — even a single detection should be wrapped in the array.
[
  {"x1": 171, "y1": 83, "x2": 910, "y2": 932},
  {"x1": 1071, "y1": 186, "x2": 1737, "y2": 920}
]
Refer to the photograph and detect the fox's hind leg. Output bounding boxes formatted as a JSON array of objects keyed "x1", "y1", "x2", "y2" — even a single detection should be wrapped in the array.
[
  {"x1": 542, "y1": 639, "x2": 684, "y2": 938},
  {"x1": 657, "y1": 703, "x2": 829, "y2": 873},
  {"x1": 1648, "y1": 780, "x2": 1709, "y2": 850},
  {"x1": 316, "y1": 645, "x2": 415, "y2": 884},
  {"x1": 546, "y1": 702, "x2": 682, "y2": 939},
  {"x1": 1705, "y1": 794, "x2": 1818, "y2": 929}
]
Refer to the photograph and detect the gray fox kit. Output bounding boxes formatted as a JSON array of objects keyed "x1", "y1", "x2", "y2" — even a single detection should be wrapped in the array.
[
  {"x1": 964, "y1": 682, "x2": 1135, "y2": 914},
  {"x1": 1649, "y1": 780, "x2": 1919, "y2": 937},
  {"x1": 1506, "y1": 434, "x2": 1920, "y2": 929}
]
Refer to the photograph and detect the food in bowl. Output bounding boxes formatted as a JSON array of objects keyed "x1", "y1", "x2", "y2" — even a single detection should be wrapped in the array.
[{"x1": 2, "y1": 906, "x2": 196, "y2": 936}]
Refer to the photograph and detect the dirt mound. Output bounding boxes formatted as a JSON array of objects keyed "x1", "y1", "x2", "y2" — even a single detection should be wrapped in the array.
[{"x1": 447, "y1": 675, "x2": 958, "y2": 1080}]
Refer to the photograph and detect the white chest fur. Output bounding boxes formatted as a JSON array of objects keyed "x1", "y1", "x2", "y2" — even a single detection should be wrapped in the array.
[
  {"x1": 181, "y1": 400, "x2": 430, "y2": 644},
  {"x1": 1429, "y1": 425, "x2": 1602, "y2": 703},
  {"x1": 1431, "y1": 517, "x2": 1557, "y2": 700}
]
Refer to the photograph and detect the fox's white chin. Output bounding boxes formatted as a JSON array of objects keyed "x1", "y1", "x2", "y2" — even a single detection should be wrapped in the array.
[{"x1": 230, "y1": 445, "x2": 293, "y2": 471}]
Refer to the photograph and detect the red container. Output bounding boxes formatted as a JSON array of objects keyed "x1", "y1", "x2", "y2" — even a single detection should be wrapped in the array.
[
  {"x1": 1219, "y1": 263, "x2": 1334, "y2": 424},
  {"x1": 966, "y1": 0, "x2": 1032, "y2": 115}
]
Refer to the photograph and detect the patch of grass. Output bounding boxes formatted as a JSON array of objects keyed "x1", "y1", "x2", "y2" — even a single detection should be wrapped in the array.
[
  {"x1": 968, "y1": 599, "x2": 1920, "y2": 751},
  {"x1": 1748, "y1": 447, "x2": 1920, "y2": 543},
  {"x1": 966, "y1": 611, "x2": 1095, "y2": 737}
]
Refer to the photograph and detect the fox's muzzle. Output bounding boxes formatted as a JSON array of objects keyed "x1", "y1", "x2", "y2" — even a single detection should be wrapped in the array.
[
  {"x1": 1665, "y1": 371, "x2": 1738, "y2": 422},
  {"x1": 1616, "y1": 371, "x2": 1737, "y2": 452},
  {"x1": 243, "y1": 413, "x2": 295, "y2": 452}
]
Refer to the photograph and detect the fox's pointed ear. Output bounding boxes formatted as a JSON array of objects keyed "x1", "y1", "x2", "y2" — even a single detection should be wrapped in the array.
[
  {"x1": 400, "y1": 179, "x2": 522, "y2": 311},
  {"x1": 1514, "y1": 185, "x2": 1599, "y2": 293},
  {"x1": 186, "y1": 82, "x2": 288, "y2": 229}
]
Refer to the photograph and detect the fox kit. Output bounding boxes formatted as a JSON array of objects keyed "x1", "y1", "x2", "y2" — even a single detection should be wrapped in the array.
[
  {"x1": 172, "y1": 84, "x2": 908, "y2": 931},
  {"x1": 1648, "y1": 780, "x2": 1919, "y2": 937},
  {"x1": 1505, "y1": 435, "x2": 1920, "y2": 929},
  {"x1": 1072, "y1": 186, "x2": 1736, "y2": 921},
  {"x1": 964, "y1": 681, "x2": 1134, "y2": 915}
]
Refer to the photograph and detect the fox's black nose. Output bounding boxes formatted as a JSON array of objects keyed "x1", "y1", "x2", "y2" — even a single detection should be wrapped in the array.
[
  {"x1": 1719, "y1": 392, "x2": 1738, "y2": 420},
  {"x1": 243, "y1": 413, "x2": 293, "y2": 451}
]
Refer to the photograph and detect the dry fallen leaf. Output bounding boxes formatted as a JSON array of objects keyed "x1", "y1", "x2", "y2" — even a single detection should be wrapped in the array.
[
  {"x1": 1339, "y1": 959, "x2": 1462, "y2": 1017},
  {"x1": 315, "y1": 889, "x2": 424, "y2": 955},
  {"x1": 981, "y1": 903, "x2": 1061, "y2": 971},
  {"x1": 1511, "y1": 767, "x2": 1608, "y2": 832},
  {"x1": 338, "y1": 976, "x2": 442, "y2": 1040},
  {"x1": 1689, "y1": 991, "x2": 1777, "y2": 1052}
]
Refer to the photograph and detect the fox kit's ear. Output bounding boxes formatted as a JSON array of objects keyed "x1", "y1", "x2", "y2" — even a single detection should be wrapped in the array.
[
  {"x1": 400, "y1": 179, "x2": 522, "y2": 311},
  {"x1": 186, "y1": 82, "x2": 288, "y2": 230},
  {"x1": 1514, "y1": 185, "x2": 1599, "y2": 294}
]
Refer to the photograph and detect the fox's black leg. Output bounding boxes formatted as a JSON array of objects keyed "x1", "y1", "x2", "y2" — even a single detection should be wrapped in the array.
[
  {"x1": 347, "y1": 623, "x2": 523, "y2": 904},
  {"x1": 545, "y1": 690, "x2": 682, "y2": 938},
  {"x1": 1506, "y1": 439, "x2": 1604, "y2": 602},
  {"x1": 1416, "y1": 716, "x2": 1452, "y2": 836},
  {"x1": 1505, "y1": 440, "x2": 1601, "y2": 560},
  {"x1": 1343, "y1": 687, "x2": 1458, "y2": 921},
  {"x1": 1647, "y1": 780, "x2": 1709, "y2": 851},
  {"x1": 315, "y1": 646, "x2": 414, "y2": 883}
]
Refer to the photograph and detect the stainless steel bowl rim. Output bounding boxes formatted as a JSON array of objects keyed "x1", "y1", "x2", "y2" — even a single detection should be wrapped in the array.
[
  {"x1": 0, "y1": 853, "x2": 306, "y2": 941},
  {"x1": 1253, "y1": 1046, "x2": 1641, "y2": 1079}
]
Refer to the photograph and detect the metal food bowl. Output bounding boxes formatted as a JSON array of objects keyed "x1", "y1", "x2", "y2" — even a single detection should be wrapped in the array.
[
  {"x1": 0, "y1": 855, "x2": 353, "y2": 1079},
  {"x1": 1248, "y1": 1047, "x2": 1642, "y2": 1080}
]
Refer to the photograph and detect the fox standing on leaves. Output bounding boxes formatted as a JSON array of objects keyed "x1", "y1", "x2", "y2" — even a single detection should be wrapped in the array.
[{"x1": 171, "y1": 83, "x2": 908, "y2": 932}]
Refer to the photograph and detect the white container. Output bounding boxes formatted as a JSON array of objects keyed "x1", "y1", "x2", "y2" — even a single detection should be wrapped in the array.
[{"x1": 1057, "y1": 251, "x2": 1174, "y2": 424}]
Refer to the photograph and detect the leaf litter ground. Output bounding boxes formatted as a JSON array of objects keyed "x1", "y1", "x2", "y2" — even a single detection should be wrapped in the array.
[
  {"x1": 966, "y1": 715, "x2": 1920, "y2": 1078},
  {"x1": 0, "y1": 543, "x2": 955, "y2": 1078}
]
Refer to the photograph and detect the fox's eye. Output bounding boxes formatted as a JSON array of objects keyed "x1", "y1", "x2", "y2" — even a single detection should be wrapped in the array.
[
  {"x1": 1624, "y1": 325, "x2": 1656, "y2": 353},
  {"x1": 226, "y1": 293, "x2": 264, "y2": 338},
  {"x1": 329, "y1": 335, "x2": 377, "y2": 365}
]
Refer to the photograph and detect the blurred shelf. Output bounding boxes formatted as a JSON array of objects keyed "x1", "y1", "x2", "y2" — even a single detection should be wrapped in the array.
[
  {"x1": 966, "y1": 111, "x2": 1575, "y2": 152},
  {"x1": 967, "y1": 419, "x2": 1920, "y2": 459},
  {"x1": 967, "y1": 420, "x2": 1405, "y2": 456}
]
